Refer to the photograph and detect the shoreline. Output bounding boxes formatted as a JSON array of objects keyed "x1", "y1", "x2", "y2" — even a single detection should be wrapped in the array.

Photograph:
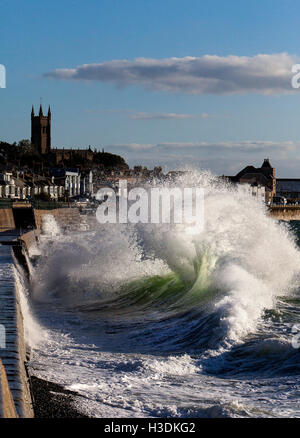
[{"x1": 30, "y1": 375, "x2": 90, "y2": 418}]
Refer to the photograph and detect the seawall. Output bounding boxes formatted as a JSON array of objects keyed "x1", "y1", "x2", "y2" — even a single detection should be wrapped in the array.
[
  {"x1": 269, "y1": 206, "x2": 300, "y2": 221},
  {"x1": 34, "y1": 208, "x2": 80, "y2": 231},
  {"x1": 0, "y1": 244, "x2": 34, "y2": 418},
  {"x1": 0, "y1": 209, "x2": 15, "y2": 231},
  {"x1": 0, "y1": 206, "x2": 81, "y2": 231},
  {"x1": 0, "y1": 206, "x2": 81, "y2": 418},
  {"x1": 0, "y1": 359, "x2": 18, "y2": 417}
]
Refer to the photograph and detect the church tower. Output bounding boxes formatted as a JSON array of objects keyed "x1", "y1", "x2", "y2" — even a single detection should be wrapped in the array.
[{"x1": 31, "y1": 104, "x2": 51, "y2": 154}]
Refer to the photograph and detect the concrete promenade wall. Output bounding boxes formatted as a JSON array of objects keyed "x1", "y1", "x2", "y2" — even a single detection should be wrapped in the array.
[
  {"x1": 0, "y1": 245, "x2": 34, "y2": 418},
  {"x1": 269, "y1": 206, "x2": 300, "y2": 221},
  {"x1": 0, "y1": 209, "x2": 15, "y2": 231},
  {"x1": 0, "y1": 206, "x2": 80, "y2": 231},
  {"x1": 0, "y1": 207, "x2": 81, "y2": 418},
  {"x1": 20, "y1": 230, "x2": 39, "y2": 251},
  {"x1": 34, "y1": 208, "x2": 80, "y2": 230},
  {"x1": 0, "y1": 359, "x2": 18, "y2": 418}
]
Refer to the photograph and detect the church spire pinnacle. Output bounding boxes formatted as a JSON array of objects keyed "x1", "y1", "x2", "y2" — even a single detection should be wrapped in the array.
[{"x1": 32, "y1": 101, "x2": 51, "y2": 155}]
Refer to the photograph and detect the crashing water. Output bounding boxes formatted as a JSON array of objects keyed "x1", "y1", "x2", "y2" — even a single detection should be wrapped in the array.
[{"x1": 15, "y1": 171, "x2": 300, "y2": 417}]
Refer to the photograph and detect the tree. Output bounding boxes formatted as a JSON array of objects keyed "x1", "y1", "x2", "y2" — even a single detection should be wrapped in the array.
[{"x1": 93, "y1": 151, "x2": 128, "y2": 169}]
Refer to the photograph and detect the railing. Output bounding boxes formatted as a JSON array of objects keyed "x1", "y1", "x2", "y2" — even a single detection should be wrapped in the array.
[
  {"x1": 31, "y1": 200, "x2": 78, "y2": 210},
  {"x1": 269, "y1": 204, "x2": 300, "y2": 208},
  {"x1": 31, "y1": 200, "x2": 60, "y2": 210},
  {"x1": 0, "y1": 227, "x2": 23, "y2": 236},
  {"x1": 0, "y1": 199, "x2": 13, "y2": 209},
  {"x1": 0, "y1": 198, "x2": 80, "y2": 210}
]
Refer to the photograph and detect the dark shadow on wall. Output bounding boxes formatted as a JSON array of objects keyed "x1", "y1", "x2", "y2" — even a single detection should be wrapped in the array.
[{"x1": 12, "y1": 208, "x2": 36, "y2": 229}]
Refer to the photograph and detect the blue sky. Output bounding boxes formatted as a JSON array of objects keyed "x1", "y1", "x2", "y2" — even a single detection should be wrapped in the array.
[{"x1": 1, "y1": 0, "x2": 300, "y2": 175}]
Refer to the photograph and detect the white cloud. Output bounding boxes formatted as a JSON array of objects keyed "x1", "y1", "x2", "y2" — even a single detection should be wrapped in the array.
[
  {"x1": 103, "y1": 140, "x2": 300, "y2": 175},
  {"x1": 108, "y1": 143, "x2": 154, "y2": 151},
  {"x1": 45, "y1": 53, "x2": 297, "y2": 95},
  {"x1": 85, "y1": 108, "x2": 211, "y2": 120},
  {"x1": 130, "y1": 112, "x2": 210, "y2": 120},
  {"x1": 107, "y1": 140, "x2": 297, "y2": 152}
]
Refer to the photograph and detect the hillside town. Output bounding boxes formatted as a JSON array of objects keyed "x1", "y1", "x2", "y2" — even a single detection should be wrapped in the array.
[
  {"x1": 1, "y1": 105, "x2": 300, "y2": 206},
  {"x1": 0, "y1": 105, "x2": 165, "y2": 204}
]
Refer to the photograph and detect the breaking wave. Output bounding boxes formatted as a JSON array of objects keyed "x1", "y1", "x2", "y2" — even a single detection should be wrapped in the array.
[{"x1": 23, "y1": 170, "x2": 300, "y2": 417}]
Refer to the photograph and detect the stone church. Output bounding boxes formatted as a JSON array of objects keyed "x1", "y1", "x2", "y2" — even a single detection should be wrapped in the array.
[
  {"x1": 31, "y1": 105, "x2": 94, "y2": 163},
  {"x1": 31, "y1": 104, "x2": 51, "y2": 155}
]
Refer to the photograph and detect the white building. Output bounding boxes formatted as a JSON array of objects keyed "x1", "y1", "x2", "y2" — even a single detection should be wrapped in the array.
[
  {"x1": 0, "y1": 171, "x2": 64, "y2": 200},
  {"x1": 80, "y1": 170, "x2": 93, "y2": 196},
  {"x1": 51, "y1": 169, "x2": 81, "y2": 197},
  {"x1": 239, "y1": 183, "x2": 266, "y2": 203},
  {"x1": 0, "y1": 172, "x2": 31, "y2": 199}
]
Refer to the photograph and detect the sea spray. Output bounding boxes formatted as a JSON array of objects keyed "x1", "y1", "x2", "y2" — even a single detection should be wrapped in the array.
[
  {"x1": 13, "y1": 265, "x2": 47, "y2": 348},
  {"x1": 30, "y1": 171, "x2": 300, "y2": 346},
  {"x1": 41, "y1": 214, "x2": 61, "y2": 236}
]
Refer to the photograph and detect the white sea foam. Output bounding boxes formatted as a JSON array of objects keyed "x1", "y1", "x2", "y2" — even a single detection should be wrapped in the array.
[
  {"x1": 41, "y1": 214, "x2": 61, "y2": 236},
  {"x1": 14, "y1": 266, "x2": 47, "y2": 348}
]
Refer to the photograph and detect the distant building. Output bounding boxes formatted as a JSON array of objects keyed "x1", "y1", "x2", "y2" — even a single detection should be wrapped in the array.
[
  {"x1": 239, "y1": 183, "x2": 266, "y2": 203},
  {"x1": 226, "y1": 159, "x2": 276, "y2": 202},
  {"x1": 0, "y1": 171, "x2": 12, "y2": 184},
  {"x1": 31, "y1": 105, "x2": 51, "y2": 155},
  {"x1": 0, "y1": 170, "x2": 66, "y2": 200},
  {"x1": 80, "y1": 170, "x2": 93, "y2": 196},
  {"x1": 31, "y1": 104, "x2": 94, "y2": 163},
  {"x1": 0, "y1": 171, "x2": 31, "y2": 199},
  {"x1": 52, "y1": 146, "x2": 94, "y2": 165},
  {"x1": 276, "y1": 179, "x2": 300, "y2": 201},
  {"x1": 51, "y1": 168, "x2": 81, "y2": 197}
]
